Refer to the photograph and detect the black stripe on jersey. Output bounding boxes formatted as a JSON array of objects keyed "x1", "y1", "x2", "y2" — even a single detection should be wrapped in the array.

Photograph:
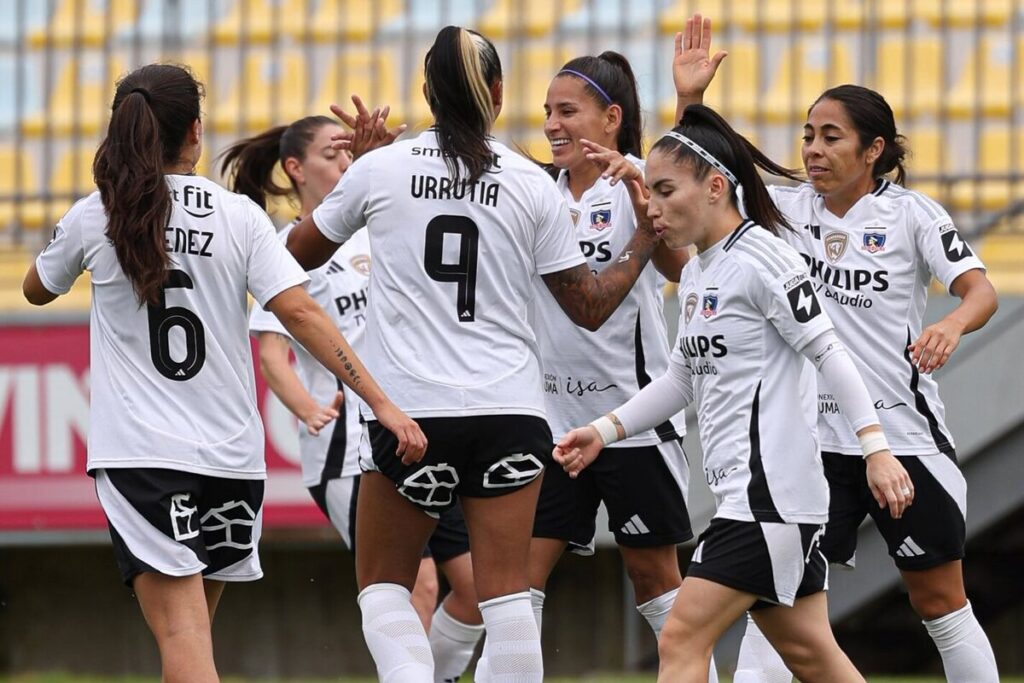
[
  {"x1": 723, "y1": 219, "x2": 756, "y2": 251},
  {"x1": 872, "y1": 179, "x2": 890, "y2": 197},
  {"x1": 902, "y1": 328, "x2": 955, "y2": 459},
  {"x1": 746, "y1": 381, "x2": 784, "y2": 523},
  {"x1": 320, "y1": 378, "x2": 349, "y2": 483},
  {"x1": 633, "y1": 313, "x2": 682, "y2": 442}
]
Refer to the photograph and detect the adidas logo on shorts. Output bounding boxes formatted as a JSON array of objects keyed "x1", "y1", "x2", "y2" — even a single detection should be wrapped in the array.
[
  {"x1": 619, "y1": 514, "x2": 650, "y2": 536},
  {"x1": 895, "y1": 536, "x2": 926, "y2": 558}
]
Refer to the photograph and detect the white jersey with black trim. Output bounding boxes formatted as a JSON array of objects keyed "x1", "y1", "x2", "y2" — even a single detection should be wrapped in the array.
[
  {"x1": 312, "y1": 129, "x2": 586, "y2": 420},
  {"x1": 249, "y1": 225, "x2": 370, "y2": 485},
  {"x1": 533, "y1": 156, "x2": 685, "y2": 446},
  {"x1": 675, "y1": 220, "x2": 833, "y2": 524},
  {"x1": 35, "y1": 175, "x2": 309, "y2": 478},
  {"x1": 770, "y1": 181, "x2": 985, "y2": 457}
]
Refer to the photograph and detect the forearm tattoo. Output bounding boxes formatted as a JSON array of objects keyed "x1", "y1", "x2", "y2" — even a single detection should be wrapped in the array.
[{"x1": 331, "y1": 340, "x2": 363, "y2": 389}]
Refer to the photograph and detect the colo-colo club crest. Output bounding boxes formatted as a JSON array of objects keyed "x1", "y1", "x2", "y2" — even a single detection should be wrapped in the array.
[{"x1": 824, "y1": 231, "x2": 849, "y2": 264}]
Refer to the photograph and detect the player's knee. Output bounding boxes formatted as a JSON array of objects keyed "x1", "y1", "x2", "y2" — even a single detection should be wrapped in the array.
[
  {"x1": 908, "y1": 590, "x2": 967, "y2": 621},
  {"x1": 773, "y1": 639, "x2": 818, "y2": 678},
  {"x1": 623, "y1": 552, "x2": 679, "y2": 602},
  {"x1": 658, "y1": 612, "x2": 708, "y2": 660}
]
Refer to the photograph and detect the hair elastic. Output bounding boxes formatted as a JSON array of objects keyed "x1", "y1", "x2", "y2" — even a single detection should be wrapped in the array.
[
  {"x1": 129, "y1": 87, "x2": 152, "y2": 104},
  {"x1": 660, "y1": 130, "x2": 738, "y2": 186},
  {"x1": 558, "y1": 69, "x2": 613, "y2": 105}
]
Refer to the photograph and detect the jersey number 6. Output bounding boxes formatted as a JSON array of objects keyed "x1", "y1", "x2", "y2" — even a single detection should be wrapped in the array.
[
  {"x1": 147, "y1": 269, "x2": 207, "y2": 381},
  {"x1": 424, "y1": 215, "x2": 479, "y2": 323}
]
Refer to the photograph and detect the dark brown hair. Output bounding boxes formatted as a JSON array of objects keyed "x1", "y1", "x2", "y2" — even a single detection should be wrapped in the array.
[
  {"x1": 812, "y1": 84, "x2": 908, "y2": 185},
  {"x1": 654, "y1": 104, "x2": 801, "y2": 236},
  {"x1": 424, "y1": 26, "x2": 502, "y2": 184},
  {"x1": 93, "y1": 63, "x2": 203, "y2": 306},
  {"x1": 219, "y1": 115, "x2": 336, "y2": 209}
]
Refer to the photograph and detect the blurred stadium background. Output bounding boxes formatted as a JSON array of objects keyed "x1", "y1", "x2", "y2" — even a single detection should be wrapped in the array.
[{"x1": 0, "y1": 0, "x2": 1022, "y2": 679}]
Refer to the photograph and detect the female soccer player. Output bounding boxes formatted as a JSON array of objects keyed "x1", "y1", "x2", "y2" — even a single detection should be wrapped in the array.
[
  {"x1": 222, "y1": 116, "x2": 485, "y2": 681},
  {"x1": 554, "y1": 104, "x2": 913, "y2": 683},
  {"x1": 21, "y1": 63, "x2": 424, "y2": 683},
  {"x1": 673, "y1": 15, "x2": 1001, "y2": 683},
  {"x1": 286, "y1": 26, "x2": 665, "y2": 682},
  {"x1": 528, "y1": 51, "x2": 695, "y2": 652}
]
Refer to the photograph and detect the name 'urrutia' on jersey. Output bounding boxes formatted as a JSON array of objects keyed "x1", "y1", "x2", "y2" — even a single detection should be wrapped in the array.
[
  {"x1": 284, "y1": 24, "x2": 670, "y2": 683},
  {"x1": 23, "y1": 62, "x2": 424, "y2": 683}
]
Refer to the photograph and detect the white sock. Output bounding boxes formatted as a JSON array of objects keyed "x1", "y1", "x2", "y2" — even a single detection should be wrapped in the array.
[
  {"x1": 923, "y1": 601, "x2": 999, "y2": 683},
  {"x1": 478, "y1": 591, "x2": 543, "y2": 682},
  {"x1": 734, "y1": 614, "x2": 792, "y2": 683},
  {"x1": 473, "y1": 644, "x2": 491, "y2": 683},
  {"x1": 429, "y1": 603, "x2": 484, "y2": 683},
  {"x1": 636, "y1": 587, "x2": 678, "y2": 638},
  {"x1": 529, "y1": 587, "x2": 546, "y2": 636},
  {"x1": 358, "y1": 583, "x2": 434, "y2": 683}
]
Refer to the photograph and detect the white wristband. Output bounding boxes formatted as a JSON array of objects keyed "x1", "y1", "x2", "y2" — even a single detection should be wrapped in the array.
[
  {"x1": 589, "y1": 416, "x2": 620, "y2": 446},
  {"x1": 859, "y1": 430, "x2": 890, "y2": 459}
]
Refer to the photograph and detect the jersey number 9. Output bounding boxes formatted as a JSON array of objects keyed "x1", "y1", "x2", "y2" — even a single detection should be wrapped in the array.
[
  {"x1": 424, "y1": 215, "x2": 479, "y2": 323},
  {"x1": 147, "y1": 269, "x2": 207, "y2": 381}
]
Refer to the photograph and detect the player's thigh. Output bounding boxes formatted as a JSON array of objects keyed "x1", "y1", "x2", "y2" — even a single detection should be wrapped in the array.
[
  {"x1": 133, "y1": 571, "x2": 212, "y2": 643},
  {"x1": 663, "y1": 576, "x2": 755, "y2": 651},
  {"x1": 354, "y1": 471, "x2": 438, "y2": 591}
]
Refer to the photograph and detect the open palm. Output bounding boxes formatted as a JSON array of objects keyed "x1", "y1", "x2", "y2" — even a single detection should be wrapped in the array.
[{"x1": 673, "y1": 13, "x2": 728, "y2": 99}]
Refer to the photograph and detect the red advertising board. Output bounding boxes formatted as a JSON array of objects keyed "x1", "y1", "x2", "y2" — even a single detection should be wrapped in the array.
[{"x1": 0, "y1": 323, "x2": 327, "y2": 533}]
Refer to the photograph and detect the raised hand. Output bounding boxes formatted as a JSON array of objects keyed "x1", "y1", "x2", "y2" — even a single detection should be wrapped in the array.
[
  {"x1": 673, "y1": 13, "x2": 728, "y2": 102},
  {"x1": 328, "y1": 94, "x2": 407, "y2": 159}
]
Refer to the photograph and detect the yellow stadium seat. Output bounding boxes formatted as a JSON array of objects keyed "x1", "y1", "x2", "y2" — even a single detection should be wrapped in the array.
[
  {"x1": 46, "y1": 146, "x2": 99, "y2": 220},
  {"x1": 916, "y1": 0, "x2": 1015, "y2": 27},
  {"x1": 872, "y1": 37, "x2": 942, "y2": 119},
  {"x1": 296, "y1": 0, "x2": 402, "y2": 42},
  {"x1": 211, "y1": 0, "x2": 313, "y2": 45},
  {"x1": 730, "y1": 0, "x2": 829, "y2": 32},
  {"x1": 657, "y1": 0, "x2": 730, "y2": 35},
  {"x1": 762, "y1": 41, "x2": 853, "y2": 123},
  {"x1": 29, "y1": 0, "x2": 138, "y2": 48},
  {"x1": 978, "y1": 232, "x2": 1024, "y2": 295},
  {"x1": 0, "y1": 147, "x2": 46, "y2": 230},
  {"x1": 508, "y1": 134, "x2": 554, "y2": 165},
  {"x1": 210, "y1": 50, "x2": 309, "y2": 134},
  {"x1": 0, "y1": 247, "x2": 93, "y2": 313},
  {"x1": 311, "y1": 50, "x2": 400, "y2": 124},
  {"x1": 479, "y1": 0, "x2": 583, "y2": 38},
  {"x1": 947, "y1": 36, "x2": 1022, "y2": 119},
  {"x1": 952, "y1": 127, "x2": 1024, "y2": 210},
  {"x1": 20, "y1": 55, "x2": 125, "y2": 137},
  {"x1": 501, "y1": 46, "x2": 575, "y2": 126},
  {"x1": 901, "y1": 127, "x2": 953, "y2": 198},
  {"x1": 659, "y1": 42, "x2": 761, "y2": 126}
]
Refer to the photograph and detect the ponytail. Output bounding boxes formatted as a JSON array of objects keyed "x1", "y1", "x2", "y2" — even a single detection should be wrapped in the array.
[
  {"x1": 424, "y1": 26, "x2": 502, "y2": 184},
  {"x1": 219, "y1": 115, "x2": 337, "y2": 210},
  {"x1": 653, "y1": 104, "x2": 801, "y2": 236},
  {"x1": 93, "y1": 64, "x2": 202, "y2": 306}
]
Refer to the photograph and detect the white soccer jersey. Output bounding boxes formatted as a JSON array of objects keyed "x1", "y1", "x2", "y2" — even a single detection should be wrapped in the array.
[
  {"x1": 312, "y1": 129, "x2": 586, "y2": 420},
  {"x1": 249, "y1": 225, "x2": 370, "y2": 486},
  {"x1": 770, "y1": 181, "x2": 985, "y2": 457},
  {"x1": 675, "y1": 220, "x2": 833, "y2": 524},
  {"x1": 35, "y1": 175, "x2": 309, "y2": 478},
  {"x1": 533, "y1": 156, "x2": 686, "y2": 446}
]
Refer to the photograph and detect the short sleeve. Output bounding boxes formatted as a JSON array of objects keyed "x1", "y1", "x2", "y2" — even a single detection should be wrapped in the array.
[
  {"x1": 749, "y1": 260, "x2": 834, "y2": 353},
  {"x1": 910, "y1": 196, "x2": 986, "y2": 292},
  {"x1": 311, "y1": 155, "x2": 372, "y2": 245},
  {"x1": 245, "y1": 203, "x2": 309, "y2": 307},
  {"x1": 532, "y1": 180, "x2": 588, "y2": 275},
  {"x1": 35, "y1": 211, "x2": 85, "y2": 295}
]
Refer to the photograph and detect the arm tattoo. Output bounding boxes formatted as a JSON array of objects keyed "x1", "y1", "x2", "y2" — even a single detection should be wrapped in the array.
[
  {"x1": 541, "y1": 229, "x2": 658, "y2": 331},
  {"x1": 331, "y1": 341, "x2": 363, "y2": 389}
]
